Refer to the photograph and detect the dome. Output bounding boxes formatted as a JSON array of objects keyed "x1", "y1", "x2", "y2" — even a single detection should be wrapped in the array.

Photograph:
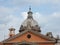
[
  {"x1": 21, "y1": 18, "x2": 38, "y2": 27},
  {"x1": 19, "y1": 7, "x2": 41, "y2": 32}
]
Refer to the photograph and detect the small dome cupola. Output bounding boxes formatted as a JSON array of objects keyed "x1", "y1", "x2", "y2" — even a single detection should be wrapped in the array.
[{"x1": 19, "y1": 7, "x2": 41, "y2": 33}]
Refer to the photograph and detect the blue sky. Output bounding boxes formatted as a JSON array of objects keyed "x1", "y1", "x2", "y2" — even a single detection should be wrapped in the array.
[{"x1": 0, "y1": 0, "x2": 60, "y2": 41}]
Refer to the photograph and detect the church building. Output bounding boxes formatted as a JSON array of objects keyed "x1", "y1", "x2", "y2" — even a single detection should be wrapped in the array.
[{"x1": 0, "y1": 8, "x2": 59, "y2": 45}]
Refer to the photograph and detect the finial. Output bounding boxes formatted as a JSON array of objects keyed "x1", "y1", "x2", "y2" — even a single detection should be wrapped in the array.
[{"x1": 29, "y1": 6, "x2": 31, "y2": 11}]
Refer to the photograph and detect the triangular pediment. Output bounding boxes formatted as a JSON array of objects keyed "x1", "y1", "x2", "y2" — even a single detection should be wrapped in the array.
[{"x1": 2, "y1": 30, "x2": 55, "y2": 43}]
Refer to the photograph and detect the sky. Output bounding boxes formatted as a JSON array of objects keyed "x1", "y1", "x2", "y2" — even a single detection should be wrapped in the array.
[{"x1": 0, "y1": 0, "x2": 60, "y2": 41}]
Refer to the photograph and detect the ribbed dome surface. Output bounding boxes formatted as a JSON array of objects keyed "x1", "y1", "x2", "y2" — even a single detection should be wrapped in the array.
[{"x1": 21, "y1": 18, "x2": 38, "y2": 27}]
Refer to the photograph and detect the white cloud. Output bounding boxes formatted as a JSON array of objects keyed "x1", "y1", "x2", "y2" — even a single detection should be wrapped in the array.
[
  {"x1": 0, "y1": 6, "x2": 22, "y2": 41},
  {"x1": 50, "y1": 0, "x2": 60, "y2": 4},
  {"x1": 33, "y1": 12, "x2": 48, "y2": 24},
  {"x1": 21, "y1": 12, "x2": 28, "y2": 19},
  {"x1": 9, "y1": 0, "x2": 60, "y2": 6},
  {"x1": 0, "y1": 14, "x2": 23, "y2": 41},
  {"x1": 52, "y1": 12, "x2": 60, "y2": 18},
  {"x1": 0, "y1": 6, "x2": 12, "y2": 14},
  {"x1": 11, "y1": 0, "x2": 40, "y2": 6}
]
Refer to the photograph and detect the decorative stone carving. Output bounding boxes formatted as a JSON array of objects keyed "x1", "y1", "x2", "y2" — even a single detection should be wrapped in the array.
[
  {"x1": 46, "y1": 32, "x2": 53, "y2": 38},
  {"x1": 19, "y1": 7, "x2": 41, "y2": 33}
]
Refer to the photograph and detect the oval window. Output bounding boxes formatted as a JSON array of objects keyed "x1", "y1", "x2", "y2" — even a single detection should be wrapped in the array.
[{"x1": 27, "y1": 34, "x2": 31, "y2": 39}]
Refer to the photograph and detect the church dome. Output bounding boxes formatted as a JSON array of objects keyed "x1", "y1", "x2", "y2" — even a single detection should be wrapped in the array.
[
  {"x1": 19, "y1": 7, "x2": 41, "y2": 32},
  {"x1": 22, "y1": 18, "x2": 38, "y2": 27}
]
